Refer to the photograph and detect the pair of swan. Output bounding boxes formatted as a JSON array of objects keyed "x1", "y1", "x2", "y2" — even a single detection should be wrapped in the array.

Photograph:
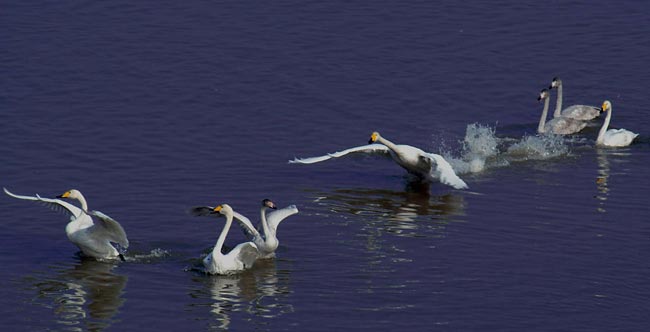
[
  {"x1": 289, "y1": 131, "x2": 468, "y2": 190},
  {"x1": 537, "y1": 77, "x2": 600, "y2": 135},
  {"x1": 191, "y1": 200, "x2": 298, "y2": 275},
  {"x1": 3, "y1": 188, "x2": 129, "y2": 261}
]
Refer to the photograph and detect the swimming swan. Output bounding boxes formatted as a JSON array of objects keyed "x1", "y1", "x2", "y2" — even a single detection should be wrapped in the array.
[
  {"x1": 549, "y1": 77, "x2": 601, "y2": 120},
  {"x1": 537, "y1": 89, "x2": 588, "y2": 135},
  {"x1": 3, "y1": 188, "x2": 129, "y2": 260},
  {"x1": 191, "y1": 199, "x2": 299, "y2": 259},
  {"x1": 596, "y1": 100, "x2": 638, "y2": 147},
  {"x1": 196, "y1": 204, "x2": 260, "y2": 275},
  {"x1": 289, "y1": 132, "x2": 468, "y2": 189}
]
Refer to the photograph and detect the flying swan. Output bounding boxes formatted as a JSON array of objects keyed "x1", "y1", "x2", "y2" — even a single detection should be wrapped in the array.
[
  {"x1": 3, "y1": 188, "x2": 129, "y2": 261},
  {"x1": 289, "y1": 132, "x2": 468, "y2": 189},
  {"x1": 537, "y1": 89, "x2": 588, "y2": 135},
  {"x1": 192, "y1": 203, "x2": 260, "y2": 275},
  {"x1": 596, "y1": 100, "x2": 639, "y2": 147},
  {"x1": 549, "y1": 77, "x2": 601, "y2": 120},
  {"x1": 191, "y1": 199, "x2": 298, "y2": 259}
]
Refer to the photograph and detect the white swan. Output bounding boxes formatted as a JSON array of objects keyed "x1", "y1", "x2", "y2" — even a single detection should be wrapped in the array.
[
  {"x1": 549, "y1": 77, "x2": 601, "y2": 120},
  {"x1": 198, "y1": 204, "x2": 260, "y2": 275},
  {"x1": 3, "y1": 188, "x2": 129, "y2": 260},
  {"x1": 289, "y1": 132, "x2": 468, "y2": 189},
  {"x1": 537, "y1": 89, "x2": 588, "y2": 135},
  {"x1": 191, "y1": 199, "x2": 299, "y2": 259},
  {"x1": 596, "y1": 100, "x2": 639, "y2": 147}
]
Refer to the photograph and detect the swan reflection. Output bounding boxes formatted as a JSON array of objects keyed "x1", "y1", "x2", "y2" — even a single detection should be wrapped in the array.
[
  {"x1": 595, "y1": 148, "x2": 610, "y2": 212},
  {"x1": 313, "y1": 183, "x2": 466, "y2": 237},
  {"x1": 26, "y1": 258, "x2": 127, "y2": 331},
  {"x1": 189, "y1": 259, "x2": 293, "y2": 330}
]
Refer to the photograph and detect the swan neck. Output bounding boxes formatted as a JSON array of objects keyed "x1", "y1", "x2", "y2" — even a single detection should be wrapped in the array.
[
  {"x1": 538, "y1": 97, "x2": 550, "y2": 133},
  {"x1": 76, "y1": 193, "x2": 89, "y2": 212},
  {"x1": 553, "y1": 84, "x2": 563, "y2": 118},
  {"x1": 213, "y1": 212, "x2": 233, "y2": 257},
  {"x1": 377, "y1": 136, "x2": 399, "y2": 152},
  {"x1": 260, "y1": 206, "x2": 271, "y2": 236},
  {"x1": 597, "y1": 106, "x2": 612, "y2": 144}
]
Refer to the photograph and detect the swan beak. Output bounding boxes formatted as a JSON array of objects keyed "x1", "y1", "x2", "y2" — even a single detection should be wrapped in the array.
[
  {"x1": 213, "y1": 205, "x2": 223, "y2": 212},
  {"x1": 57, "y1": 191, "x2": 71, "y2": 198}
]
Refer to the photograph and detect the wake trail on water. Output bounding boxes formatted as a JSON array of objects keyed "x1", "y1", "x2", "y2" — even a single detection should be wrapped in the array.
[{"x1": 438, "y1": 123, "x2": 571, "y2": 175}]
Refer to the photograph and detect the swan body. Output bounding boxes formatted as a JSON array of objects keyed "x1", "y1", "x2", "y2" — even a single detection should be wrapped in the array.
[
  {"x1": 289, "y1": 132, "x2": 468, "y2": 189},
  {"x1": 191, "y1": 199, "x2": 299, "y2": 259},
  {"x1": 596, "y1": 100, "x2": 638, "y2": 147},
  {"x1": 3, "y1": 188, "x2": 128, "y2": 260},
  {"x1": 537, "y1": 89, "x2": 588, "y2": 135},
  {"x1": 549, "y1": 77, "x2": 601, "y2": 120},
  {"x1": 199, "y1": 204, "x2": 260, "y2": 275}
]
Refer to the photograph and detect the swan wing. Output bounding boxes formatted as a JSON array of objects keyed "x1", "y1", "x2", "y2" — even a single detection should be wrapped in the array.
[
  {"x1": 289, "y1": 144, "x2": 390, "y2": 164},
  {"x1": 265, "y1": 205, "x2": 299, "y2": 232},
  {"x1": 188, "y1": 206, "x2": 219, "y2": 217},
  {"x1": 603, "y1": 129, "x2": 639, "y2": 147},
  {"x1": 230, "y1": 242, "x2": 260, "y2": 269},
  {"x1": 4, "y1": 187, "x2": 84, "y2": 219},
  {"x1": 422, "y1": 154, "x2": 469, "y2": 190},
  {"x1": 562, "y1": 105, "x2": 601, "y2": 120},
  {"x1": 87, "y1": 210, "x2": 129, "y2": 248},
  {"x1": 189, "y1": 205, "x2": 261, "y2": 240},
  {"x1": 231, "y1": 211, "x2": 261, "y2": 240}
]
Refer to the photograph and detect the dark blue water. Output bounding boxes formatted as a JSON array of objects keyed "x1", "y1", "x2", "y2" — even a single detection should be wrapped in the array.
[{"x1": 2, "y1": 1, "x2": 650, "y2": 331}]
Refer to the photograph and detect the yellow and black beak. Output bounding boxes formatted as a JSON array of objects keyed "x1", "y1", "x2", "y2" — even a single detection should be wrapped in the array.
[
  {"x1": 213, "y1": 205, "x2": 223, "y2": 212},
  {"x1": 57, "y1": 191, "x2": 71, "y2": 199},
  {"x1": 368, "y1": 132, "x2": 378, "y2": 144}
]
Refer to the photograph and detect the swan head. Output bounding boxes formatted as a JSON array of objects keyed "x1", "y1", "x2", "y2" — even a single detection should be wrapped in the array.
[
  {"x1": 537, "y1": 89, "x2": 550, "y2": 102},
  {"x1": 262, "y1": 199, "x2": 277, "y2": 210},
  {"x1": 213, "y1": 204, "x2": 233, "y2": 216},
  {"x1": 57, "y1": 189, "x2": 82, "y2": 200},
  {"x1": 369, "y1": 131, "x2": 380, "y2": 144},
  {"x1": 601, "y1": 100, "x2": 612, "y2": 112},
  {"x1": 549, "y1": 77, "x2": 562, "y2": 89}
]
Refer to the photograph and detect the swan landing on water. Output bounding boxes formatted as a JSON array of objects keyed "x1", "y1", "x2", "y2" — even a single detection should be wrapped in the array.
[
  {"x1": 289, "y1": 132, "x2": 468, "y2": 190},
  {"x1": 4, "y1": 188, "x2": 129, "y2": 261}
]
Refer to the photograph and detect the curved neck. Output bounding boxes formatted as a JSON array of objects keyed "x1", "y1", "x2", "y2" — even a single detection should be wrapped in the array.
[
  {"x1": 260, "y1": 206, "x2": 271, "y2": 236},
  {"x1": 537, "y1": 97, "x2": 550, "y2": 133},
  {"x1": 75, "y1": 193, "x2": 89, "y2": 211},
  {"x1": 553, "y1": 84, "x2": 563, "y2": 118},
  {"x1": 213, "y1": 213, "x2": 233, "y2": 257},
  {"x1": 597, "y1": 107, "x2": 612, "y2": 144},
  {"x1": 377, "y1": 136, "x2": 399, "y2": 152}
]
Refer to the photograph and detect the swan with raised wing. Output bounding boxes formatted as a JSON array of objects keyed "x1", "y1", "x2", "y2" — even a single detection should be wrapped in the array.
[
  {"x1": 549, "y1": 77, "x2": 601, "y2": 120},
  {"x1": 191, "y1": 199, "x2": 298, "y2": 259},
  {"x1": 4, "y1": 188, "x2": 129, "y2": 261},
  {"x1": 290, "y1": 132, "x2": 468, "y2": 189},
  {"x1": 195, "y1": 204, "x2": 260, "y2": 275},
  {"x1": 596, "y1": 100, "x2": 638, "y2": 147}
]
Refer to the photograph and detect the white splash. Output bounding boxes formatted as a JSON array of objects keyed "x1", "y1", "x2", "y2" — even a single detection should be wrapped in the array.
[
  {"x1": 504, "y1": 134, "x2": 569, "y2": 161},
  {"x1": 438, "y1": 123, "x2": 570, "y2": 175}
]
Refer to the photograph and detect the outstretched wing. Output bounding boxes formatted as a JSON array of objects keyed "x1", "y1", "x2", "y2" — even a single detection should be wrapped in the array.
[
  {"x1": 289, "y1": 144, "x2": 390, "y2": 164},
  {"x1": 231, "y1": 211, "x2": 261, "y2": 241},
  {"x1": 189, "y1": 205, "x2": 261, "y2": 241},
  {"x1": 265, "y1": 205, "x2": 299, "y2": 233},
  {"x1": 422, "y1": 154, "x2": 469, "y2": 190},
  {"x1": 4, "y1": 187, "x2": 84, "y2": 219},
  {"x1": 87, "y1": 210, "x2": 129, "y2": 249},
  {"x1": 188, "y1": 206, "x2": 217, "y2": 217}
]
